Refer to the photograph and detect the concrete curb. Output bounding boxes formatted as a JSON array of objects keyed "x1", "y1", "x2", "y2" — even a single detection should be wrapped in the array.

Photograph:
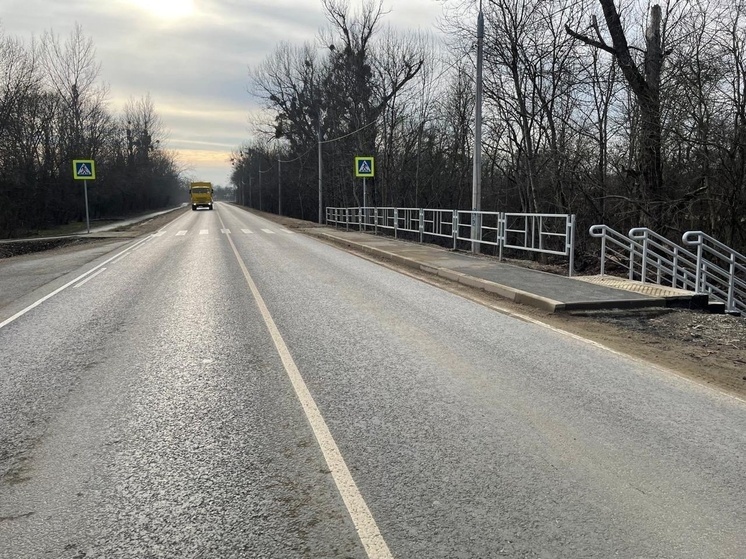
[{"x1": 313, "y1": 231, "x2": 697, "y2": 314}]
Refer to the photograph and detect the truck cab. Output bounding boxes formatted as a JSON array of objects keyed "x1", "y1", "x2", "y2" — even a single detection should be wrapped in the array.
[{"x1": 190, "y1": 181, "x2": 213, "y2": 210}]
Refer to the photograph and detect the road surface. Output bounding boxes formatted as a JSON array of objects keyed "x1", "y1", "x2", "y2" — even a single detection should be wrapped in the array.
[{"x1": 1, "y1": 203, "x2": 744, "y2": 558}]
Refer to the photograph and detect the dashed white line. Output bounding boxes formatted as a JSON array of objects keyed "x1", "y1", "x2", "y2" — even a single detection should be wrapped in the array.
[
  {"x1": 73, "y1": 268, "x2": 106, "y2": 288},
  {"x1": 221, "y1": 228, "x2": 231, "y2": 234},
  {"x1": 261, "y1": 228, "x2": 275, "y2": 235},
  {"x1": 176, "y1": 230, "x2": 187, "y2": 236},
  {"x1": 0, "y1": 236, "x2": 151, "y2": 330},
  {"x1": 199, "y1": 229, "x2": 208, "y2": 235},
  {"x1": 241, "y1": 229, "x2": 253, "y2": 234}
]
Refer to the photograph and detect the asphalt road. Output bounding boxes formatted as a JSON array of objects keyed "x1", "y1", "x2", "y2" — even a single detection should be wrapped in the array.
[{"x1": 1, "y1": 204, "x2": 744, "y2": 558}]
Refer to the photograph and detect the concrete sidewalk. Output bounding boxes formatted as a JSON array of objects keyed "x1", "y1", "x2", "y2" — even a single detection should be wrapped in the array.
[{"x1": 309, "y1": 228, "x2": 706, "y2": 313}]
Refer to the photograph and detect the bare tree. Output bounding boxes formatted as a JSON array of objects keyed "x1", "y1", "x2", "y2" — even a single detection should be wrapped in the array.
[{"x1": 567, "y1": 1, "x2": 670, "y2": 227}]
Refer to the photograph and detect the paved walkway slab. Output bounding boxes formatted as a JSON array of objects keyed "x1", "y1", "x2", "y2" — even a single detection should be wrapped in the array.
[{"x1": 312, "y1": 229, "x2": 704, "y2": 313}]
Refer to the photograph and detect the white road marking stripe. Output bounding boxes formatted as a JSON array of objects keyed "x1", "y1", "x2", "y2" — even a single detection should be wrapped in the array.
[
  {"x1": 73, "y1": 267, "x2": 106, "y2": 288},
  {"x1": 261, "y1": 228, "x2": 275, "y2": 235},
  {"x1": 199, "y1": 229, "x2": 208, "y2": 235},
  {"x1": 176, "y1": 230, "x2": 187, "y2": 236},
  {"x1": 241, "y1": 229, "x2": 253, "y2": 234},
  {"x1": 0, "y1": 236, "x2": 152, "y2": 330},
  {"x1": 282, "y1": 229, "x2": 294, "y2": 234},
  {"x1": 153, "y1": 231, "x2": 166, "y2": 237},
  {"x1": 218, "y1": 214, "x2": 393, "y2": 559},
  {"x1": 108, "y1": 250, "x2": 132, "y2": 265},
  {"x1": 221, "y1": 228, "x2": 231, "y2": 234}
]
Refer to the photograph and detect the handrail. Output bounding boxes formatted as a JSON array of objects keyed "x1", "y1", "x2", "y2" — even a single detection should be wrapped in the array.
[
  {"x1": 589, "y1": 224, "x2": 744, "y2": 315},
  {"x1": 682, "y1": 231, "x2": 746, "y2": 314},
  {"x1": 628, "y1": 228, "x2": 699, "y2": 291},
  {"x1": 589, "y1": 225, "x2": 642, "y2": 279}
]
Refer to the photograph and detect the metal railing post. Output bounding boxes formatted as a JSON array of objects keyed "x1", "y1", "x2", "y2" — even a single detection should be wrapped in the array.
[
  {"x1": 394, "y1": 208, "x2": 399, "y2": 239},
  {"x1": 374, "y1": 207, "x2": 378, "y2": 235},
  {"x1": 695, "y1": 242, "x2": 704, "y2": 292},
  {"x1": 498, "y1": 212, "x2": 505, "y2": 261},
  {"x1": 453, "y1": 210, "x2": 458, "y2": 250},
  {"x1": 419, "y1": 208, "x2": 425, "y2": 243},
  {"x1": 728, "y1": 255, "x2": 736, "y2": 311},
  {"x1": 568, "y1": 214, "x2": 576, "y2": 277}
]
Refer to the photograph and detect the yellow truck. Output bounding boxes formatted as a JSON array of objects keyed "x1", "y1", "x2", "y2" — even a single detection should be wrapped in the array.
[{"x1": 190, "y1": 181, "x2": 214, "y2": 211}]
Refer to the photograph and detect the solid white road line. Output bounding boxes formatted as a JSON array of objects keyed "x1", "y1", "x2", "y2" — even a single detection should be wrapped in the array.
[
  {"x1": 0, "y1": 236, "x2": 152, "y2": 331},
  {"x1": 218, "y1": 214, "x2": 393, "y2": 559}
]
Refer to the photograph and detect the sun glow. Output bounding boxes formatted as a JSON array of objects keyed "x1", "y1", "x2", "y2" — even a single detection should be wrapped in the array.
[{"x1": 128, "y1": 0, "x2": 195, "y2": 20}]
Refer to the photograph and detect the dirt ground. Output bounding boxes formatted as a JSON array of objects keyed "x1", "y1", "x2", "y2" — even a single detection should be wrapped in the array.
[{"x1": 3, "y1": 207, "x2": 744, "y2": 400}]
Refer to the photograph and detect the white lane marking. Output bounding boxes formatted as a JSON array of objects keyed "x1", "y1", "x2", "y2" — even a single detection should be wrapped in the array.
[
  {"x1": 108, "y1": 250, "x2": 133, "y2": 265},
  {"x1": 0, "y1": 236, "x2": 152, "y2": 331},
  {"x1": 153, "y1": 231, "x2": 166, "y2": 237},
  {"x1": 176, "y1": 230, "x2": 187, "y2": 236},
  {"x1": 73, "y1": 268, "x2": 106, "y2": 288},
  {"x1": 221, "y1": 228, "x2": 231, "y2": 235},
  {"x1": 199, "y1": 229, "x2": 208, "y2": 235},
  {"x1": 241, "y1": 229, "x2": 253, "y2": 235},
  {"x1": 282, "y1": 229, "x2": 294, "y2": 234},
  {"x1": 261, "y1": 228, "x2": 275, "y2": 235},
  {"x1": 218, "y1": 215, "x2": 393, "y2": 559}
]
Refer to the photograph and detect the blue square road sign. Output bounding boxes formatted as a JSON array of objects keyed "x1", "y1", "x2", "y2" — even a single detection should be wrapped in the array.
[
  {"x1": 355, "y1": 156, "x2": 374, "y2": 178},
  {"x1": 73, "y1": 160, "x2": 96, "y2": 180}
]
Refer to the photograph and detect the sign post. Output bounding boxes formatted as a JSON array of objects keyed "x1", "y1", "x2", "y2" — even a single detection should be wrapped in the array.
[
  {"x1": 73, "y1": 160, "x2": 96, "y2": 233},
  {"x1": 354, "y1": 156, "x2": 375, "y2": 210}
]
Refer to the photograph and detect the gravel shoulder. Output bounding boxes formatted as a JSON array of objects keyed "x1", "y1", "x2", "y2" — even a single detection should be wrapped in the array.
[{"x1": 3, "y1": 206, "x2": 744, "y2": 400}]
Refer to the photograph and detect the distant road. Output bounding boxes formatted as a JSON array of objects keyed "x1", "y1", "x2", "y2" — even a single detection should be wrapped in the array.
[{"x1": 1, "y1": 203, "x2": 744, "y2": 558}]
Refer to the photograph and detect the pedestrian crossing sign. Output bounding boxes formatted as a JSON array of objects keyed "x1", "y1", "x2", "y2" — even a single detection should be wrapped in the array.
[
  {"x1": 355, "y1": 156, "x2": 374, "y2": 178},
  {"x1": 73, "y1": 160, "x2": 96, "y2": 180}
]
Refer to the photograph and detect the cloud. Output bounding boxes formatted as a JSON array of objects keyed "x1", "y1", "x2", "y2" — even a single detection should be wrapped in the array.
[{"x1": 2, "y1": 0, "x2": 444, "y2": 187}]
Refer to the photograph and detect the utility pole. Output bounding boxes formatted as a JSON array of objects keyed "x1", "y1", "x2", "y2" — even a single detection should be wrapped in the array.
[
  {"x1": 471, "y1": 0, "x2": 484, "y2": 254},
  {"x1": 278, "y1": 157, "x2": 282, "y2": 216},
  {"x1": 318, "y1": 118, "x2": 323, "y2": 224}
]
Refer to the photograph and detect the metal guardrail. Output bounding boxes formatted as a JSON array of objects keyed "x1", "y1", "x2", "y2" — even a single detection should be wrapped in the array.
[
  {"x1": 589, "y1": 225, "x2": 745, "y2": 314},
  {"x1": 327, "y1": 207, "x2": 576, "y2": 276}
]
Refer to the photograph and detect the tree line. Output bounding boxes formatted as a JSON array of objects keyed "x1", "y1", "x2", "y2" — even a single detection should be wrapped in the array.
[
  {"x1": 238, "y1": 0, "x2": 746, "y2": 256},
  {"x1": 0, "y1": 24, "x2": 184, "y2": 238}
]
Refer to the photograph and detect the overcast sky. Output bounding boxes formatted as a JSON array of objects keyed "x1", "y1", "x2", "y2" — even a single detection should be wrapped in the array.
[{"x1": 2, "y1": 0, "x2": 445, "y2": 187}]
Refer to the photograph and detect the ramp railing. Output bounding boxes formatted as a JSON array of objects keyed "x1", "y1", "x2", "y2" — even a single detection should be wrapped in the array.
[
  {"x1": 589, "y1": 224, "x2": 745, "y2": 314},
  {"x1": 628, "y1": 228, "x2": 700, "y2": 291},
  {"x1": 588, "y1": 225, "x2": 642, "y2": 279},
  {"x1": 682, "y1": 231, "x2": 746, "y2": 315}
]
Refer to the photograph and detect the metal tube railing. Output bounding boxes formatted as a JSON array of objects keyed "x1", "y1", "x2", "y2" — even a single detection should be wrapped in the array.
[
  {"x1": 327, "y1": 207, "x2": 576, "y2": 275},
  {"x1": 589, "y1": 224, "x2": 744, "y2": 315}
]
